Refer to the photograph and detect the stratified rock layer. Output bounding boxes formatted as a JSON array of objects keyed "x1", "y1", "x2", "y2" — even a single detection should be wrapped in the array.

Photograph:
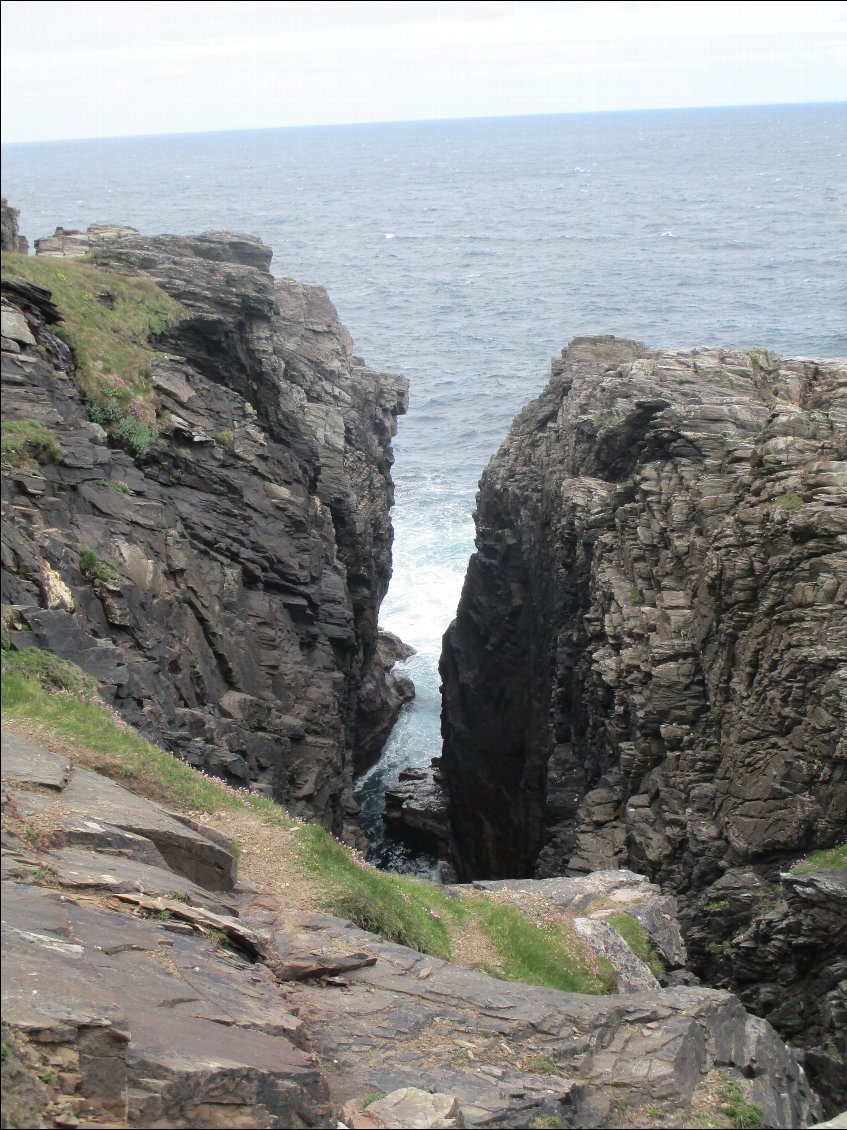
[
  {"x1": 1, "y1": 222, "x2": 408, "y2": 842},
  {"x1": 440, "y1": 336, "x2": 846, "y2": 1108}
]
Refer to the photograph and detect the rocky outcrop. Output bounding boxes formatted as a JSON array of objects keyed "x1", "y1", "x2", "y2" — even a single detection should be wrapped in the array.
[
  {"x1": 1, "y1": 220, "x2": 408, "y2": 843},
  {"x1": 1, "y1": 732, "x2": 824, "y2": 1129},
  {"x1": 1, "y1": 198, "x2": 28, "y2": 254},
  {"x1": 440, "y1": 336, "x2": 846, "y2": 1108},
  {"x1": 383, "y1": 759, "x2": 451, "y2": 857},
  {"x1": 355, "y1": 629, "x2": 416, "y2": 774}
]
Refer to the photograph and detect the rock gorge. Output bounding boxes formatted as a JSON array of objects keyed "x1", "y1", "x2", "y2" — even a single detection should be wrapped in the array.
[
  {"x1": 1, "y1": 202, "x2": 843, "y2": 1126},
  {"x1": 1, "y1": 205, "x2": 409, "y2": 844},
  {"x1": 440, "y1": 335, "x2": 847, "y2": 1109}
]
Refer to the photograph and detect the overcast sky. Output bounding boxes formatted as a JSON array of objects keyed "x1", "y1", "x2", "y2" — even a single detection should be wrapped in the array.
[{"x1": 2, "y1": 1, "x2": 846, "y2": 143}]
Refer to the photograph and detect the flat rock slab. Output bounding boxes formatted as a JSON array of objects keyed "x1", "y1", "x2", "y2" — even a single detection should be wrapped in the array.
[
  {"x1": 1, "y1": 733, "x2": 236, "y2": 891},
  {"x1": 2, "y1": 877, "x2": 330, "y2": 1127},
  {"x1": 1, "y1": 732, "x2": 72, "y2": 790},
  {"x1": 49, "y1": 846, "x2": 238, "y2": 916},
  {"x1": 365, "y1": 1087, "x2": 465, "y2": 1128}
]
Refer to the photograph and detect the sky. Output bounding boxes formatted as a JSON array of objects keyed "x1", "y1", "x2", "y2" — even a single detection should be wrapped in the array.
[{"x1": 2, "y1": 1, "x2": 846, "y2": 143}]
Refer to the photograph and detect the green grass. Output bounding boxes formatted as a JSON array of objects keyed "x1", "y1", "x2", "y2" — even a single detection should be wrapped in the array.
[
  {"x1": 1, "y1": 649, "x2": 98, "y2": 698},
  {"x1": 1, "y1": 668, "x2": 248, "y2": 813},
  {"x1": 791, "y1": 843, "x2": 846, "y2": 874},
  {"x1": 717, "y1": 1074, "x2": 765, "y2": 1129},
  {"x1": 774, "y1": 490, "x2": 802, "y2": 512},
  {"x1": 608, "y1": 912, "x2": 665, "y2": 978},
  {"x1": 1, "y1": 420, "x2": 63, "y2": 471},
  {"x1": 1, "y1": 252, "x2": 184, "y2": 393},
  {"x1": 472, "y1": 900, "x2": 617, "y2": 994},
  {"x1": 79, "y1": 546, "x2": 120, "y2": 584},
  {"x1": 1, "y1": 252, "x2": 185, "y2": 459},
  {"x1": 297, "y1": 822, "x2": 467, "y2": 958}
]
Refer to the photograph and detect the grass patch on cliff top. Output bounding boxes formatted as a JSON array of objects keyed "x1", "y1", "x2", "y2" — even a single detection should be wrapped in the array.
[
  {"x1": 1, "y1": 252, "x2": 184, "y2": 395},
  {"x1": 2, "y1": 252, "x2": 185, "y2": 458},
  {"x1": 472, "y1": 898, "x2": 617, "y2": 994},
  {"x1": 790, "y1": 842, "x2": 846, "y2": 874},
  {"x1": 1, "y1": 420, "x2": 63, "y2": 472}
]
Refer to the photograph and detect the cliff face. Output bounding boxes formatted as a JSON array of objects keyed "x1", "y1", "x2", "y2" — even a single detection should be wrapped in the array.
[
  {"x1": 440, "y1": 336, "x2": 846, "y2": 1107},
  {"x1": 1, "y1": 218, "x2": 408, "y2": 842}
]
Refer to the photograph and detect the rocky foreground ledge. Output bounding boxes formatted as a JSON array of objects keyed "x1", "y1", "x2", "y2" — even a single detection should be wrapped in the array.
[
  {"x1": 1, "y1": 732, "x2": 826, "y2": 1129},
  {"x1": 440, "y1": 335, "x2": 847, "y2": 1110},
  {"x1": 1, "y1": 205, "x2": 409, "y2": 845}
]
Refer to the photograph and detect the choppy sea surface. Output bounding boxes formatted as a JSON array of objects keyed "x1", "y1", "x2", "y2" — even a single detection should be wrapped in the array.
[{"x1": 3, "y1": 105, "x2": 845, "y2": 870}]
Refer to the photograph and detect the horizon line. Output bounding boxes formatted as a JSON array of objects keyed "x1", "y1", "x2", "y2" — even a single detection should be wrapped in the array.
[{"x1": 2, "y1": 98, "x2": 844, "y2": 149}]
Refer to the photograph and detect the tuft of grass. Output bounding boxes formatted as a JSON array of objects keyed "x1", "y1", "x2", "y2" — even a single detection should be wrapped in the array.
[
  {"x1": 528, "y1": 1054, "x2": 560, "y2": 1076},
  {"x1": 471, "y1": 899, "x2": 616, "y2": 994},
  {"x1": 773, "y1": 490, "x2": 802, "y2": 513},
  {"x1": 707, "y1": 939, "x2": 735, "y2": 957},
  {"x1": 1, "y1": 420, "x2": 63, "y2": 471},
  {"x1": 717, "y1": 1074, "x2": 765, "y2": 1129},
  {"x1": 79, "y1": 545, "x2": 120, "y2": 583},
  {"x1": 362, "y1": 1093, "x2": 386, "y2": 1108},
  {"x1": 607, "y1": 912, "x2": 665, "y2": 978},
  {"x1": 791, "y1": 843, "x2": 846, "y2": 874},
  {"x1": 703, "y1": 899, "x2": 729, "y2": 913},
  {"x1": 297, "y1": 822, "x2": 467, "y2": 958},
  {"x1": 103, "y1": 479, "x2": 133, "y2": 495}
]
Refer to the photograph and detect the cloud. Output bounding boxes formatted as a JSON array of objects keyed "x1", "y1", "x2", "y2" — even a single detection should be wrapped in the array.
[{"x1": 2, "y1": 1, "x2": 845, "y2": 142}]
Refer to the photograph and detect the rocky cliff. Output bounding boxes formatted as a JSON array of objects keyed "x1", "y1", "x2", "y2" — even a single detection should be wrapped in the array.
[
  {"x1": 1, "y1": 210, "x2": 408, "y2": 843},
  {"x1": 440, "y1": 336, "x2": 847, "y2": 1109}
]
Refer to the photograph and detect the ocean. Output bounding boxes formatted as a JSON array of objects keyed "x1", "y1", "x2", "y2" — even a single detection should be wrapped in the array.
[{"x1": 3, "y1": 103, "x2": 845, "y2": 869}]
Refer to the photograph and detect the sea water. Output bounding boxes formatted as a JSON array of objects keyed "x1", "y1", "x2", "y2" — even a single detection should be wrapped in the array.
[{"x1": 3, "y1": 104, "x2": 845, "y2": 870}]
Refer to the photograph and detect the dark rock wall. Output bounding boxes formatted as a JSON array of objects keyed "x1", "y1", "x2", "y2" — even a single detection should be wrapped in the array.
[
  {"x1": 440, "y1": 335, "x2": 846, "y2": 1107},
  {"x1": 2, "y1": 223, "x2": 408, "y2": 844}
]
